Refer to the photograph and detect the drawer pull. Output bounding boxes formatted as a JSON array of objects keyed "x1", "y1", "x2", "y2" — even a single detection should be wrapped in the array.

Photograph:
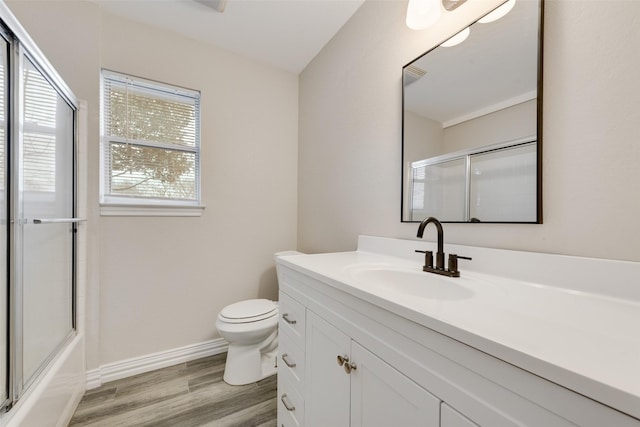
[
  {"x1": 282, "y1": 313, "x2": 297, "y2": 325},
  {"x1": 282, "y1": 353, "x2": 297, "y2": 368},
  {"x1": 281, "y1": 393, "x2": 296, "y2": 412}
]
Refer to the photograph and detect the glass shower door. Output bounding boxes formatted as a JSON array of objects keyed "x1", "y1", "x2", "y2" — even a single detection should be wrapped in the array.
[
  {"x1": 20, "y1": 56, "x2": 75, "y2": 386},
  {"x1": 0, "y1": 32, "x2": 8, "y2": 409},
  {"x1": 0, "y1": 12, "x2": 78, "y2": 412}
]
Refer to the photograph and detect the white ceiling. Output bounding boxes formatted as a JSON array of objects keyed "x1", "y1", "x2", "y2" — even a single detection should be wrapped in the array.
[{"x1": 93, "y1": 0, "x2": 365, "y2": 74}]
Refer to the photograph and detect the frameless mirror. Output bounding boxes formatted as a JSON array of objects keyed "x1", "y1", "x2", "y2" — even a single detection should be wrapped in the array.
[{"x1": 402, "y1": 0, "x2": 543, "y2": 223}]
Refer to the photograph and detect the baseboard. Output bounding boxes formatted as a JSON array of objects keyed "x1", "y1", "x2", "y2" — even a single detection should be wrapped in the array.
[
  {"x1": 85, "y1": 369, "x2": 102, "y2": 390},
  {"x1": 86, "y1": 338, "x2": 228, "y2": 389}
]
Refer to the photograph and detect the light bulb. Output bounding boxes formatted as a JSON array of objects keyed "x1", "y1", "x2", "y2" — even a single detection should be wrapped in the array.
[
  {"x1": 478, "y1": 0, "x2": 516, "y2": 24},
  {"x1": 406, "y1": 0, "x2": 443, "y2": 30}
]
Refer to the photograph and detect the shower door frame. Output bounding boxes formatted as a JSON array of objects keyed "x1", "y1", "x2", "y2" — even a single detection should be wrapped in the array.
[
  {"x1": 0, "y1": 8, "x2": 79, "y2": 411},
  {"x1": 0, "y1": 23, "x2": 9, "y2": 414}
]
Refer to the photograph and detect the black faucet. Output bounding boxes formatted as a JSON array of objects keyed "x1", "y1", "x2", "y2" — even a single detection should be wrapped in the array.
[
  {"x1": 417, "y1": 217, "x2": 445, "y2": 270},
  {"x1": 415, "y1": 217, "x2": 471, "y2": 278}
]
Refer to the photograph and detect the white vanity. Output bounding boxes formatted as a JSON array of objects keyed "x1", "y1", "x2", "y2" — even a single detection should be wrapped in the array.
[{"x1": 275, "y1": 236, "x2": 640, "y2": 427}]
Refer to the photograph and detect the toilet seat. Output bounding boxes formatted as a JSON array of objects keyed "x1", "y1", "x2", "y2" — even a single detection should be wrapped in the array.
[{"x1": 219, "y1": 299, "x2": 278, "y2": 324}]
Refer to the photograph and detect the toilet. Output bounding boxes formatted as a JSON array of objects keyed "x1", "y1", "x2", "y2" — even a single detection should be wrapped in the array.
[{"x1": 216, "y1": 298, "x2": 279, "y2": 385}]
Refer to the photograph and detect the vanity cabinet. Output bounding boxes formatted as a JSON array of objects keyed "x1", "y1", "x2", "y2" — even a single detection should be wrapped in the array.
[
  {"x1": 279, "y1": 294, "x2": 440, "y2": 427},
  {"x1": 277, "y1": 262, "x2": 640, "y2": 427},
  {"x1": 304, "y1": 311, "x2": 350, "y2": 426},
  {"x1": 350, "y1": 338, "x2": 441, "y2": 426},
  {"x1": 305, "y1": 311, "x2": 440, "y2": 427},
  {"x1": 277, "y1": 293, "x2": 306, "y2": 427}
]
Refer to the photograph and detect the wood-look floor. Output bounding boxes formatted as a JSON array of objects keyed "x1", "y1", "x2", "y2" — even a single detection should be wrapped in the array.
[{"x1": 68, "y1": 353, "x2": 277, "y2": 427}]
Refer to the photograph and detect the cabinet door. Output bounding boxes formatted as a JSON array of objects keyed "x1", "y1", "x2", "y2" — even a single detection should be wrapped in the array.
[
  {"x1": 305, "y1": 311, "x2": 351, "y2": 427},
  {"x1": 351, "y1": 342, "x2": 441, "y2": 427}
]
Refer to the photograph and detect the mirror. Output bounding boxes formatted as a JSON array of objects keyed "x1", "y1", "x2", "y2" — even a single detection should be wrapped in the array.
[{"x1": 402, "y1": 0, "x2": 543, "y2": 223}]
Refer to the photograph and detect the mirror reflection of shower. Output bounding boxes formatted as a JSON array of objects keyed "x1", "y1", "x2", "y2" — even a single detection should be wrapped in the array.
[{"x1": 402, "y1": 0, "x2": 542, "y2": 223}]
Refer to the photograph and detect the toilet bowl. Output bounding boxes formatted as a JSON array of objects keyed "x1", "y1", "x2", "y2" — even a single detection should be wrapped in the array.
[{"x1": 216, "y1": 298, "x2": 279, "y2": 386}]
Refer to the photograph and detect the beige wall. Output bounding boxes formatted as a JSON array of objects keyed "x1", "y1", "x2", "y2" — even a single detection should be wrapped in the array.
[
  {"x1": 404, "y1": 110, "x2": 443, "y2": 162},
  {"x1": 444, "y1": 99, "x2": 537, "y2": 153},
  {"x1": 403, "y1": 99, "x2": 534, "y2": 160},
  {"x1": 402, "y1": 111, "x2": 443, "y2": 218},
  {"x1": 8, "y1": 0, "x2": 640, "y2": 372},
  {"x1": 299, "y1": 0, "x2": 640, "y2": 263},
  {"x1": 7, "y1": 1, "x2": 298, "y2": 367}
]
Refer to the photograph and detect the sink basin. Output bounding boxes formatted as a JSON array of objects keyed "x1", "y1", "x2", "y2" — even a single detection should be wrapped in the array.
[{"x1": 343, "y1": 263, "x2": 474, "y2": 301}]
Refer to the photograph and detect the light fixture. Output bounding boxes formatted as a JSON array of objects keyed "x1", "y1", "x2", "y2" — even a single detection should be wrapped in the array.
[
  {"x1": 440, "y1": 27, "x2": 470, "y2": 47},
  {"x1": 478, "y1": 0, "x2": 516, "y2": 24},
  {"x1": 406, "y1": 0, "x2": 443, "y2": 30}
]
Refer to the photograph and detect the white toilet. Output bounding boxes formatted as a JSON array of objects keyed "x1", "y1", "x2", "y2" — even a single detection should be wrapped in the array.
[{"x1": 216, "y1": 298, "x2": 279, "y2": 385}]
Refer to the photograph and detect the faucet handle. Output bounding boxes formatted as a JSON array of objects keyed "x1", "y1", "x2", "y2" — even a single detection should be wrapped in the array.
[
  {"x1": 415, "y1": 250, "x2": 434, "y2": 268},
  {"x1": 448, "y1": 254, "x2": 472, "y2": 275}
]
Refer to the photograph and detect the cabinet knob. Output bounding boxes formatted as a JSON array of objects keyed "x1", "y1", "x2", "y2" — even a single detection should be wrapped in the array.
[
  {"x1": 282, "y1": 313, "x2": 297, "y2": 325},
  {"x1": 337, "y1": 354, "x2": 349, "y2": 366},
  {"x1": 344, "y1": 361, "x2": 357, "y2": 374}
]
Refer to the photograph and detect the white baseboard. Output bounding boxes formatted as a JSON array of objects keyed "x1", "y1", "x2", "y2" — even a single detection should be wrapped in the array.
[
  {"x1": 86, "y1": 338, "x2": 228, "y2": 389},
  {"x1": 85, "y1": 369, "x2": 102, "y2": 390}
]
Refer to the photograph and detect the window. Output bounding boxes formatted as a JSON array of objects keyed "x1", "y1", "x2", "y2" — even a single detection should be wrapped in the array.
[{"x1": 100, "y1": 70, "x2": 202, "y2": 215}]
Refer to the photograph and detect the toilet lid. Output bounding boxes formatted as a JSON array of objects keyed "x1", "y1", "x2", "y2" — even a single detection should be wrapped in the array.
[{"x1": 219, "y1": 299, "x2": 278, "y2": 323}]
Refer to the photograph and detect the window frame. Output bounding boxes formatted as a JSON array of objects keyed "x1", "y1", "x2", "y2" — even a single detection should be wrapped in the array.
[{"x1": 99, "y1": 70, "x2": 204, "y2": 217}]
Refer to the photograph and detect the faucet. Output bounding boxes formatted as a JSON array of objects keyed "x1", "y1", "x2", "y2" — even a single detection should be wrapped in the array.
[
  {"x1": 415, "y1": 216, "x2": 471, "y2": 278},
  {"x1": 417, "y1": 217, "x2": 445, "y2": 270}
]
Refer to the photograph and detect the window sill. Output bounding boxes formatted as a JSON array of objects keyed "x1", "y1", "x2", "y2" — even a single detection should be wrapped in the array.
[{"x1": 100, "y1": 203, "x2": 205, "y2": 217}]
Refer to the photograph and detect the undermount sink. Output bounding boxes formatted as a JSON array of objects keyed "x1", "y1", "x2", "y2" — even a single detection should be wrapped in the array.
[{"x1": 343, "y1": 263, "x2": 474, "y2": 301}]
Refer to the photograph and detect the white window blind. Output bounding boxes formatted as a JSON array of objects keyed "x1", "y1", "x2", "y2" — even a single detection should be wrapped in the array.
[{"x1": 101, "y1": 70, "x2": 201, "y2": 208}]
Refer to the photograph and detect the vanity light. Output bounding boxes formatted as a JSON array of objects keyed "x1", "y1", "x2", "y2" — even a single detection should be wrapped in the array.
[
  {"x1": 440, "y1": 27, "x2": 470, "y2": 47},
  {"x1": 478, "y1": 0, "x2": 516, "y2": 23},
  {"x1": 406, "y1": 0, "x2": 443, "y2": 30}
]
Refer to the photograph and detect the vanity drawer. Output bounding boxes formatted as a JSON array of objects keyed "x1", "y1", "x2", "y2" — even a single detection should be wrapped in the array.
[
  {"x1": 277, "y1": 372, "x2": 305, "y2": 427},
  {"x1": 279, "y1": 292, "x2": 306, "y2": 345},
  {"x1": 278, "y1": 328, "x2": 305, "y2": 390}
]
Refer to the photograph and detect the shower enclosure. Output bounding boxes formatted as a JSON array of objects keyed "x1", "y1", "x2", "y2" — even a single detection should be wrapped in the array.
[{"x1": 0, "y1": 7, "x2": 79, "y2": 417}]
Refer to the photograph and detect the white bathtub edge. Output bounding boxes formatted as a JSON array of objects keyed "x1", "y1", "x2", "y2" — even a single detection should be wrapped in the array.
[{"x1": 2, "y1": 334, "x2": 85, "y2": 427}]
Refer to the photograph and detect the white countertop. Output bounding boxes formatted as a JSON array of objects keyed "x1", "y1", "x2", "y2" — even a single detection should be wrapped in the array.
[{"x1": 276, "y1": 236, "x2": 640, "y2": 420}]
